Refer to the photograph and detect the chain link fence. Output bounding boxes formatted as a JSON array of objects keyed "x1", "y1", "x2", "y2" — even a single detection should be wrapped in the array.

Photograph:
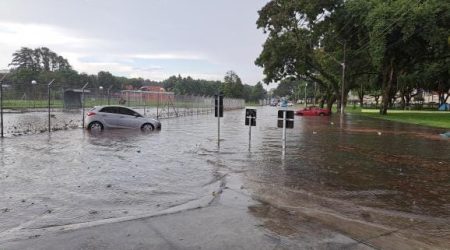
[{"x1": 0, "y1": 82, "x2": 245, "y2": 137}]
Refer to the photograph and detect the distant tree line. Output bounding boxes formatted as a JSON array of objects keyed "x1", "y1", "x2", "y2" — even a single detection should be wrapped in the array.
[{"x1": 1, "y1": 47, "x2": 266, "y2": 102}]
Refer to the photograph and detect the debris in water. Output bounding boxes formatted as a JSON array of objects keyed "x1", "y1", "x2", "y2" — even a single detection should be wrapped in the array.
[
  {"x1": 106, "y1": 184, "x2": 112, "y2": 188},
  {"x1": 377, "y1": 131, "x2": 382, "y2": 135},
  {"x1": 439, "y1": 132, "x2": 450, "y2": 139}
]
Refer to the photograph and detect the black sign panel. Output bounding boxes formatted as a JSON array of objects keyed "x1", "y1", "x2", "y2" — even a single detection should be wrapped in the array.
[
  {"x1": 277, "y1": 110, "x2": 294, "y2": 128},
  {"x1": 245, "y1": 109, "x2": 256, "y2": 126},
  {"x1": 214, "y1": 94, "x2": 224, "y2": 117}
]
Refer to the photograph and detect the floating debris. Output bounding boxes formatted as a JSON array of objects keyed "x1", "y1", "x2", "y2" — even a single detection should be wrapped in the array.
[{"x1": 439, "y1": 132, "x2": 450, "y2": 139}]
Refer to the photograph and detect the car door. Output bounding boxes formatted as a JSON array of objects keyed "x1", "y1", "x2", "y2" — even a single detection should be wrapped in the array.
[
  {"x1": 116, "y1": 107, "x2": 142, "y2": 128},
  {"x1": 99, "y1": 107, "x2": 122, "y2": 128}
]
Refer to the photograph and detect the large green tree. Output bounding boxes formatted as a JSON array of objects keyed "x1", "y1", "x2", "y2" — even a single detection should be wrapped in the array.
[{"x1": 256, "y1": 0, "x2": 449, "y2": 114}]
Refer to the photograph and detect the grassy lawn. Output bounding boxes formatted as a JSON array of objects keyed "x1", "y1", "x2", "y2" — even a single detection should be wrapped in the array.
[{"x1": 355, "y1": 108, "x2": 450, "y2": 129}]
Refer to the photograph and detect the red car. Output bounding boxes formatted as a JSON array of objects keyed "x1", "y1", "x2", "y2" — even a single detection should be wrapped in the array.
[{"x1": 295, "y1": 106, "x2": 331, "y2": 116}]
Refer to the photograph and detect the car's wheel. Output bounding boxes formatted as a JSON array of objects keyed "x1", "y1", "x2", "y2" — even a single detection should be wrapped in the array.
[
  {"x1": 141, "y1": 123, "x2": 154, "y2": 132},
  {"x1": 319, "y1": 113, "x2": 325, "y2": 116},
  {"x1": 88, "y1": 121, "x2": 104, "y2": 131}
]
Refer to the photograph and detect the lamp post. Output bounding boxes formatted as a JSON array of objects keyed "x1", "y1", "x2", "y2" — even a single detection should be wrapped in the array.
[
  {"x1": 31, "y1": 80, "x2": 37, "y2": 109},
  {"x1": 340, "y1": 42, "x2": 346, "y2": 117},
  {"x1": 99, "y1": 86, "x2": 103, "y2": 105},
  {"x1": 305, "y1": 83, "x2": 308, "y2": 107},
  {"x1": 314, "y1": 82, "x2": 317, "y2": 106}
]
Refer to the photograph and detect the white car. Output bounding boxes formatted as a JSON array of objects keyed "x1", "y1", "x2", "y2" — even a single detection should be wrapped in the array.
[{"x1": 85, "y1": 106, "x2": 161, "y2": 131}]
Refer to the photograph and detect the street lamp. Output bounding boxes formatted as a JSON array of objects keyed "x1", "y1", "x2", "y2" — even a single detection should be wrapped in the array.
[
  {"x1": 305, "y1": 83, "x2": 308, "y2": 107},
  {"x1": 314, "y1": 82, "x2": 317, "y2": 106},
  {"x1": 99, "y1": 86, "x2": 103, "y2": 105},
  {"x1": 31, "y1": 80, "x2": 37, "y2": 109}
]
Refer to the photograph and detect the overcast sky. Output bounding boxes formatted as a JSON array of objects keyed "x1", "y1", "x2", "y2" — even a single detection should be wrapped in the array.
[{"x1": 0, "y1": 0, "x2": 276, "y2": 87}]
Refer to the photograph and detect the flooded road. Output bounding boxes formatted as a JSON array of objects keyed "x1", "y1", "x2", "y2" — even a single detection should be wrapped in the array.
[{"x1": 0, "y1": 106, "x2": 449, "y2": 248}]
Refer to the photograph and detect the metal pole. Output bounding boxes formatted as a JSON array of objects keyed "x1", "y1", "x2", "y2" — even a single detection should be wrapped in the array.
[
  {"x1": 341, "y1": 41, "x2": 346, "y2": 117},
  {"x1": 81, "y1": 82, "x2": 89, "y2": 128},
  {"x1": 0, "y1": 74, "x2": 7, "y2": 138},
  {"x1": 157, "y1": 91, "x2": 160, "y2": 119},
  {"x1": 282, "y1": 111, "x2": 286, "y2": 154},
  {"x1": 314, "y1": 82, "x2": 317, "y2": 106},
  {"x1": 217, "y1": 96, "x2": 220, "y2": 148},
  {"x1": 248, "y1": 116, "x2": 251, "y2": 151},
  {"x1": 304, "y1": 84, "x2": 308, "y2": 107},
  {"x1": 107, "y1": 85, "x2": 112, "y2": 105},
  {"x1": 47, "y1": 79, "x2": 55, "y2": 133}
]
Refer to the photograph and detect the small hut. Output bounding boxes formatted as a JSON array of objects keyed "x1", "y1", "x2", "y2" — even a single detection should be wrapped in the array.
[{"x1": 63, "y1": 89, "x2": 91, "y2": 109}]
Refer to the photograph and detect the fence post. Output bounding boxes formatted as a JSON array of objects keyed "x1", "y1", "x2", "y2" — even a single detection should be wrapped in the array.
[
  {"x1": 0, "y1": 74, "x2": 7, "y2": 138},
  {"x1": 157, "y1": 91, "x2": 160, "y2": 119},
  {"x1": 107, "y1": 85, "x2": 113, "y2": 105},
  {"x1": 47, "y1": 79, "x2": 55, "y2": 133},
  {"x1": 81, "y1": 82, "x2": 89, "y2": 129}
]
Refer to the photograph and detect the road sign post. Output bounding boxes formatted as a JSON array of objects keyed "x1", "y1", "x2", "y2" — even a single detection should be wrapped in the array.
[
  {"x1": 277, "y1": 109, "x2": 294, "y2": 154},
  {"x1": 245, "y1": 108, "x2": 256, "y2": 150},
  {"x1": 215, "y1": 93, "x2": 223, "y2": 147}
]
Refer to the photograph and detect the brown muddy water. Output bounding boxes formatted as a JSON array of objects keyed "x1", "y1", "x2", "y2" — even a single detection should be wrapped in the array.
[{"x1": 0, "y1": 107, "x2": 449, "y2": 248}]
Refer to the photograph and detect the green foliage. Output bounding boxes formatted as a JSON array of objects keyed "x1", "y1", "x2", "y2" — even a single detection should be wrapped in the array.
[
  {"x1": 222, "y1": 71, "x2": 244, "y2": 98},
  {"x1": 256, "y1": 0, "x2": 450, "y2": 114},
  {"x1": 9, "y1": 47, "x2": 71, "y2": 71}
]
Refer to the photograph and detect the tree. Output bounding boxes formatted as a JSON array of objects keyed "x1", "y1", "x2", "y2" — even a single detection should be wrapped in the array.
[
  {"x1": 222, "y1": 71, "x2": 244, "y2": 98},
  {"x1": 9, "y1": 47, "x2": 71, "y2": 72},
  {"x1": 251, "y1": 82, "x2": 267, "y2": 101},
  {"x1": 256, "y1": 0, "x2": 449, "y2": 114}
]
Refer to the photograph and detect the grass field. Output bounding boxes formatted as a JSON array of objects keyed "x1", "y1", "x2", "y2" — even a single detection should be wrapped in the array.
[{"x1": 356, "y1": 108, "x2": 450, "y2": 129}]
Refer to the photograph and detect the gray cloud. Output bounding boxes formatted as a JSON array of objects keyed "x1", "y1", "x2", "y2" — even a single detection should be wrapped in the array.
[{"x1": 0, "y1": 0, "x2": 269, "y2": 84}]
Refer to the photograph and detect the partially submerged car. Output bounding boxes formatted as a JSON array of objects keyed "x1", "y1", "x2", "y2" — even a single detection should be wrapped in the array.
[
  {"x1": 85, "y1": 106, "x2": 161, "y2": 131},
  {"x1": 295, "y1": 106, "x2": 331, "y2": 116}
]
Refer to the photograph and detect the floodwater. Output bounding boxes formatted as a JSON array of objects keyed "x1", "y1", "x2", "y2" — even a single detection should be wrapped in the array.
[
  {"x1": 0, "y1": 106, "x2": 449, "y2": 248},
  {"x1": 0, "y1": 107, "x2": 211, "y2": 136}
]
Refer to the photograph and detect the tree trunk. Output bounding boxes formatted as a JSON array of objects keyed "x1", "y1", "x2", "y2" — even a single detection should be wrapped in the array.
[
  {"x1": 326, "y1": 95, "x2": 336, "y2": 112},
  {"x1": 380, "y1": 59, "x2": 395, "y2": 115},
  {"x1": 319, "y1": 98, "x2": 325, "y2": 108}
]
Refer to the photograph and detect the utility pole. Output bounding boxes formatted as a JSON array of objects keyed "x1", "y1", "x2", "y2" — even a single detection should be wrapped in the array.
[{"x1": 340, "y1": 41, "x2": 346, "y2": 117}]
